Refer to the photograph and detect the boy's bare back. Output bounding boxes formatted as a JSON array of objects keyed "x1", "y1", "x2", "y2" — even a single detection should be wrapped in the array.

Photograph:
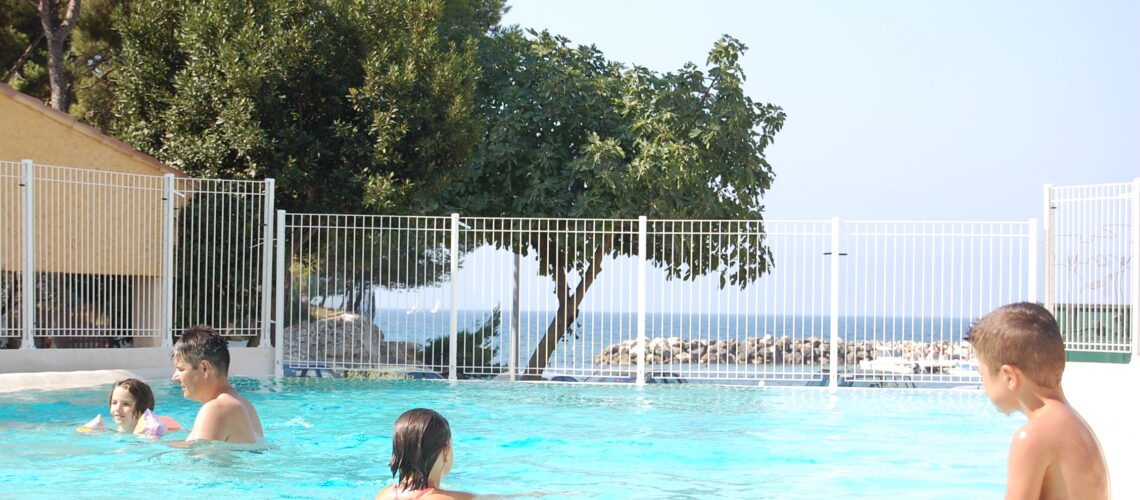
[{"x1": 1007, "y1": 400, "x2": 1107, "y2": 500}]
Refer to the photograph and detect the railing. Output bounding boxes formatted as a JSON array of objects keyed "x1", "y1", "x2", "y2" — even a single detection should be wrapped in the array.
[
  {"x1": 280, "y1": 213, "x2": 1038, "y2": 386},
  {"x1": 0, "y1": 160, "x2": 274, "y2": 349},
  {"x1": 1046, "y1": 180, "x2": 1138, "y2": 354},
  {"x1": 4, "y1": 160, "x2": 1132, "y2": 384}
]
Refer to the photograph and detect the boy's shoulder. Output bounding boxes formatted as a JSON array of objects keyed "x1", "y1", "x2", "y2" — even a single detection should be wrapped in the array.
[{"x1": 1018, "y1": 400, "x2": 1086, "y2": 442}]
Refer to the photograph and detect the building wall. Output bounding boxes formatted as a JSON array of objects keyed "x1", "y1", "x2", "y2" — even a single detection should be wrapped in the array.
[{"x1": 0, "y1": 84, "x2": 185, "y2": 276}]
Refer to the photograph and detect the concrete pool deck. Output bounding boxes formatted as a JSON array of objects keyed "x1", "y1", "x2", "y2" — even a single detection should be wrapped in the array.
[{"x1": 0, "y1": 358, "x2": 1134, "y2": 497}]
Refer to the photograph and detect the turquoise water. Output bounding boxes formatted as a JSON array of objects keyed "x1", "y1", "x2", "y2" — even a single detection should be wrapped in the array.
[{"x1": 0, "y1": 379, "x2": 1020, "y2": 499}]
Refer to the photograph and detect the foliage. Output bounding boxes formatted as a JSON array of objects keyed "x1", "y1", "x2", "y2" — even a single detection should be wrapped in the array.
[
  {"x1": 170, "y1": 189, "x2": 265, "y2": 339},
  {"x1": 110, "y1": 0, "x2": 493, "y2": 215},
  {"x1": 422, "y1": 307, "x2": 503, "y2": 379},
  {"x1": 451, "y1": 29, "x2": 786, "y2": 375}
]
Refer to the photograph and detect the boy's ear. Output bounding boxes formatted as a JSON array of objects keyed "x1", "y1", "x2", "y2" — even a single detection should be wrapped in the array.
[
  {"x1": 198, "y1": 359, "x2": 212, "y2": 376},
  {"x1": 999, "y1": 364, "x2": 1020, "y2": 391}
]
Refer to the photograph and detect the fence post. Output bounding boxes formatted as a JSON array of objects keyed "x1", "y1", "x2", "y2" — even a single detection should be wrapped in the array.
[
  {"x1": 19, "y1": 160, "x2": 35, "y2": 350},
  {"x1": 449, "y1": 213, "x2": 459, "y2": 381},
  {"x1": 828, "y1": 217, "x2": 840, "y2": 389},
  {"x1": 1043, "y1": 184, "x2": 1056, "y2": 314},
  {"x1": 510, "y1": 253, "x2": 520, "y2": 380},
  {"x1": 636, "y1": 216, "x2": 647, "y2": 386},
  {"x1": 260, "y1": 179, "x2": 275, "y2": 348},
  {"x1": 275, "y1": 210, "x2": 286, "y2": 377},
  {"x1": 161, "y1": 174, "x2": 175, "y2": 347},
  {"x1": 1131, "y1": 178, "x2": 1139, "y2": 357},
  {"x1": 1027, "y1": 218, "x2": 1038, "y2": 303}
]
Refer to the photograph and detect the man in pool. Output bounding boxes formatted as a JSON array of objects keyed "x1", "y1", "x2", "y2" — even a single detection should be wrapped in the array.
[
  {"x1": 967, "y1": 303, "x2": 1108, "y2": 499},
  {"x1": 171, "y1": 325, "x2": 265, "y2": 444}
]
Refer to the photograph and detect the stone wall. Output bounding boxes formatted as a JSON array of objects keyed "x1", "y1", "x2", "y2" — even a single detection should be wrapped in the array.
[
  {"x1": 283, "y1": 313, "x2": 422, "y2": 365},
  {"x1": 593, "y1": 336, "x2": 974, "y2": 366}
]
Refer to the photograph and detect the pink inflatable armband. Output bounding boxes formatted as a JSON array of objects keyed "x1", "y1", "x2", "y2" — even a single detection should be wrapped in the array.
[
  {"x1": 133, "y1": 408, "x2": 167, "y2": 437},
  {"x1": 77, "y1": 414, "x2": 106, "y2": 433},
  {"x1": 158, "y1": 415, "x2": 182, "y2": 432}
]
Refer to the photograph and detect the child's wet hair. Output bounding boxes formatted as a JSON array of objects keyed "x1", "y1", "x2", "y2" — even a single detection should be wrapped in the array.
[
  {"x1": 389, "y1": 408, "x2": 451, "y2": 490},
  {"x1": 111, "y1": 378, "x2": 155, "y2": 419},
  {"x1": 966, "y1": 302, "x2": 1066, "y2": 387}
]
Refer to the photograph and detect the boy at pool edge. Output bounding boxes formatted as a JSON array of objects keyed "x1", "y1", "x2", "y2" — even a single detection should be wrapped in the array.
[
  {"x1": 170, "y1": 325, "x2": 265, "y2": 445},
  {"x1": 375, "y1": 408, "x2": 474, "y2": 500},
  {"x1": 967, "y1": 302, "x2": 1108, "y2": 500}
]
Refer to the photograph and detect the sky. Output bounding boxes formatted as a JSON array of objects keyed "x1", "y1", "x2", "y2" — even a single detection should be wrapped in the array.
[{"x1": 500, "y1": 1, "x2": 1140, "y2": 223}]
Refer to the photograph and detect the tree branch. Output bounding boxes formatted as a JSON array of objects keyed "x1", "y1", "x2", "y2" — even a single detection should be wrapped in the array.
[{"x1": 2, "y1": 32, "x2": 44, "y2": 83}]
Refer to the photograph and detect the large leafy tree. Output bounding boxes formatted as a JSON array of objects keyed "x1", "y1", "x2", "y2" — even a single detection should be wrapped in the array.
[
  {"x1": 108, "y1": 0, "x2": 502, "y2": 335},
  {"x1": 111, "y1": 0, "x2": 498, "y2": 215},
  {"x1": 453, "y1": 29, "x2": 785, "y2": 377}
]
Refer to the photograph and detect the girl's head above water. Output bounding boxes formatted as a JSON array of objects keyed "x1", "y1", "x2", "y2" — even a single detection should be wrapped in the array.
[
  {"x1": 108, "y1": 378, "x2": 155, "y2": 433},
  {"x1": 389, "y1": 408, "x2": 453, "y2": 490}
]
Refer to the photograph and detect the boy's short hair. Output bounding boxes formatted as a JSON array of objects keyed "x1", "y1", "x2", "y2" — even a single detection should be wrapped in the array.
[
  {"x1": 173, "y1": 325, "x2": 230, "y2": 376},
  {"x1": 111, "y1": 378, "x2": 155, "y2": 419},
  {"x1": 967, "y1": 302, "x2": 1065, "y2": 387}
]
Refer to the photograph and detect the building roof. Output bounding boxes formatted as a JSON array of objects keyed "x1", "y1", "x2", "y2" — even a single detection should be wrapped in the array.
[{"x1": 0, "y1": 82, "x2": 186, "y2": 177}]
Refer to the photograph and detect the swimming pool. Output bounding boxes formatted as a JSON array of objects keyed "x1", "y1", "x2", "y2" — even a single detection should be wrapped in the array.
[{"x1": 0, "y1": 378, "x2": 1019, "y2": 499}]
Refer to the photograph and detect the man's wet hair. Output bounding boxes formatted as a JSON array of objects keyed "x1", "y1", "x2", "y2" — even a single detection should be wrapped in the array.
[{"x1": 173, "y1": 325, "x2": 230, "y2": 376}]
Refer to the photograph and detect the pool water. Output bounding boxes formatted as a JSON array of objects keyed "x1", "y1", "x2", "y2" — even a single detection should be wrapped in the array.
[{"x1": 0, "y1": 378, "x2": 1020, "y2": 499}]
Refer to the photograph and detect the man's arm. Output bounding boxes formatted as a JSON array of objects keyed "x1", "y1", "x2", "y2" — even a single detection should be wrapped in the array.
[
  {"x1": 185, "y1": 401, "x2": 230, "y2": 442},
  {"x1": 1005, "y1": 427, "x2": 1049, "y2": 500}
]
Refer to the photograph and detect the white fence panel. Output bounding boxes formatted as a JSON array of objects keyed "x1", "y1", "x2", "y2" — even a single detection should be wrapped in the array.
[
  {"x1": 1046, "y1": 180, "x2": 1137, "y2": 354},
  {"x1": 171, "y1": 177, "x2": 274, "y2": 345},
  {"x1": 840, "y1": 220, "x2": 1035, "y2": 386},
  {"x1": 0, "y1": 162, "x2": 273, "y2": 349},
  {"x1": 280, "y1": 214, "x2": 457, "y2": 376},
  {"x1": 0, "y1": 161, "x2": 24, "y2": 346}
]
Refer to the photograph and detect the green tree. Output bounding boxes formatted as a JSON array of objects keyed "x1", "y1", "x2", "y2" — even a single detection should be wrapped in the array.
[
  {"x1": 454, "y1": 29, "x2": 785, "y2": 378},
  {"x1": 111, "y1": 0, "x2": 492, "y2": 215},
  {"x1": 108, "y1": 0, "x2": 505, "y2": 333}
]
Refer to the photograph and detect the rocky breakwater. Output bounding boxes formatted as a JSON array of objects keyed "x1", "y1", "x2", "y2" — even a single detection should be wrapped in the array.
[
  {"x1": 283, "y1": 313, "x2": 422, "y2": 366},
  {"x1": 593, "y1": 336, "x2": 974, "y2": 366}
]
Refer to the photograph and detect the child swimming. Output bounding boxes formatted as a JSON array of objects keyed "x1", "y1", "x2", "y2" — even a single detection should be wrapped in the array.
[
  {"x1": 77, "y1": 378, "x2": 181, "y2": 436},
  {"x1": 109, "y1": 378, "x2": 154, "y2": 433},
  {"x1": 375, "y1": 409, "x2": 474, "y2": 500}
]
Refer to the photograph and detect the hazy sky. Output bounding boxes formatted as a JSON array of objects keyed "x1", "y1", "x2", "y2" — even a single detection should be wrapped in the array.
[{"x1": 501, "y1": 1, "x2": 1139, "y2": 223}]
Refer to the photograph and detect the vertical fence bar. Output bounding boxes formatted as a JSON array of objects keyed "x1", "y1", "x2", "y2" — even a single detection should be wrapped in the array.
[
  {"x1": 828, "y1": 217, "x2": 840, "y2": 388},
  {"x1": 636, "y1": 216, "x2": 647, "y2": 386},
  {"x1": 161, "y1": 174, "x2": 175, "y2": 347},
  {"x1": 1028, "y1": 218, "x2": 1038, "y2": 304},
  {"x1": 449, "y1": 213, "x2": 459, "y2": 381},
  {"x1": 510, "y1": 252, "x2": 520, "y2": 380},
  {"x1": 19, "y1": 160, "x2": 35, "y2": 349},
  {"x1": 275, "y1": 210, "x2": 286, "y2": 376},
  {"x1": 1132, "y1": 179, "x2": 1140, "y2": 356},
  {"x1": 1043, "y1": 184, "x2": 1056, "y2": 314},
  {"x1": 260, "y1": 179, "x2": 275, "y2": 348}
]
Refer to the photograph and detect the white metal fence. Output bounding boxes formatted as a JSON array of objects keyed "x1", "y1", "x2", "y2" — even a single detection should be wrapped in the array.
[
  {"x1": 5, "y1": 161, "x2": 1133, "y2": 386},
  {"x1": 279, "y1": 214, "x2": 1038, "y2": 386},
  {"x1": 0, "y1": 160, "x2": 274, "y2": 349},
  {"x1": 1045, "y1": 180, "x2": 1138, "y2": 354}
]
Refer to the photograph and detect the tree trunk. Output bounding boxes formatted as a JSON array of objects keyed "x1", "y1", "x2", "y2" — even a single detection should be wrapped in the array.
[
  {"x1": 521, "y1": 235, "x2": 613, "y2": 380},
  {"x1": 35, "y1": 0, "x2": 81, "y2": 112},
  {"x1": 2, "y1": 32, "x2": 44, "y2": 83}
]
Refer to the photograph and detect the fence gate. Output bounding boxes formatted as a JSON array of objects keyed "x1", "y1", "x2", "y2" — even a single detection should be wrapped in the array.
[
  {"x1": 0, "y1": 161, "x2": 275, "y2": 349},
  {"x1": 1045, "y1": 179, "x2": 1139, "y2": 360}
]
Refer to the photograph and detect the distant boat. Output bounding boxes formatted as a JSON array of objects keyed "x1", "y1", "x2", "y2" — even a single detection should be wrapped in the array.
[
  {"x1": 430, "y1": 299, "x2": 442, "y2": 314},
  {"x1": 406, "y1": 294, "x2": 421, "y2": 315}
]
